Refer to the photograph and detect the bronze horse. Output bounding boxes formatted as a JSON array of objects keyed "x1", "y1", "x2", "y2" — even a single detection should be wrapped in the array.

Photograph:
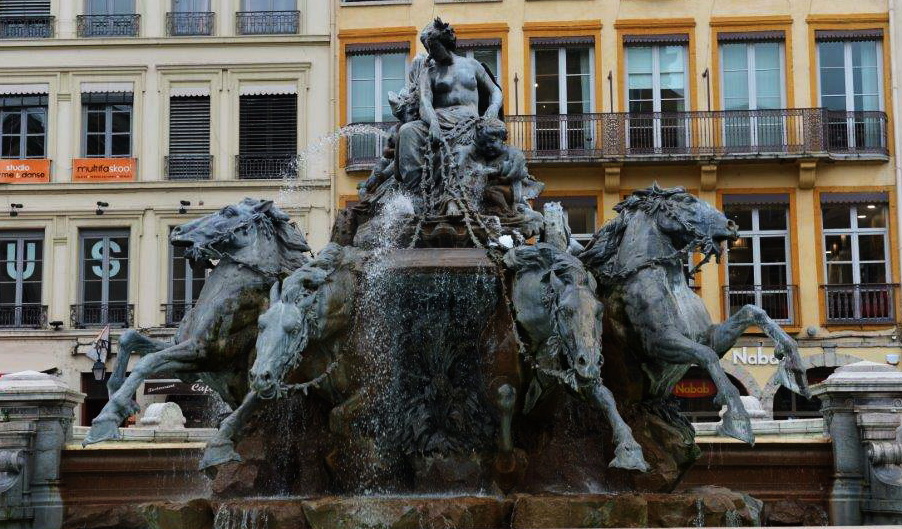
[
  {"x1": 84, "y1": 198, "x2": 310, "y2": 469},
  {"x1": 581, "y1": 185, "x2": 809, "y2": 444}
]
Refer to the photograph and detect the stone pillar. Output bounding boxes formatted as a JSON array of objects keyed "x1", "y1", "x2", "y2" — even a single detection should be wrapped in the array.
[
  {"x1": 0, "y1": 371, "x2": 84, "y2": 529},
  {"x1": 812, "y1": 361, "x2": 902, "y2": 526}
]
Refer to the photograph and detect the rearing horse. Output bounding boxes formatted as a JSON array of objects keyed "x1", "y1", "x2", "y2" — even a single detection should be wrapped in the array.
[
  {"x1": 581, "y1": 185, "x2": 809, "y2": 443},
  {"x1": 83, "y1": 198, "x2": 310, "y2": 468}
]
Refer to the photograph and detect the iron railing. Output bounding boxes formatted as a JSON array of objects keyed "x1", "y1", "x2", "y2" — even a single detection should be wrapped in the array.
[
  {"x1": 166, "y1": 11, "x2": 214, "y2": 36},
  {"x1": 70, "y1": 303, "x2": 134, "y2": 328},
  {"x1": 345, "y1": 121, "x2": 396, "y2": 168},
  {"x1": 162, "y1": 303, "x2": 193, "y2": 328},
  {"x1": 77, "y1": 14, "x2": 140, "y2": 37},
  {"x1": 0, "y1": 16, "x2": 54, "y2": 38},
  {"x1": 165, "y1": 155, "x2": 213, "y2": 180},
  {"x1": 822, "y1": 283, "x2": 898, "y2": 324},
  {"x1": 346, "y1": 108, "x2": 888, "y2": 168},
  {"x1": 0, "y1": 304, "x2": 47, "y2": 329},
  {"x1": 722, "y1": 285, "x2": 798, "y2": 326},
  {"x1": 235, "y1": 11, "x2": 299, "y2": 35},
  {"x1": 235, "y1": 154, "x2": 297, "y2": 179}
]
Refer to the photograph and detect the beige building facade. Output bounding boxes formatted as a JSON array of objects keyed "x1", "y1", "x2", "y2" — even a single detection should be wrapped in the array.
[
  {"x1": 0, "y1": 0, "x2": 335, "y2": 424},
  {"x1": 336, "y1": 0, "x2": 902, "y2": 421}
]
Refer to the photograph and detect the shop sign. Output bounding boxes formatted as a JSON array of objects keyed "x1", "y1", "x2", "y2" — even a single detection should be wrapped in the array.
[
  {"x1": 144, "y1": 380, "x2": 214, "y2": 396},
  {"x1": 673, "y1": 379, "x2": 716, "y2": 398},
  {"x1": 731, "y1": 346, "x2": 780, "y2": 366},
  {"x1": 72, "y1": 158, "x2": 136, "y2": 182},
  {"x1": 0, "y1": 159, "x2": 51, "y2": 183}
]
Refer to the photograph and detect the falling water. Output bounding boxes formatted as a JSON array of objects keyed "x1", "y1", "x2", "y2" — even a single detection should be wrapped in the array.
[
  {"x1": 692, "y1": 498, "x2": 706, "y2": 527},
  {"x1": 213, "y1": 504, "x2": 271, "y2": 529}
]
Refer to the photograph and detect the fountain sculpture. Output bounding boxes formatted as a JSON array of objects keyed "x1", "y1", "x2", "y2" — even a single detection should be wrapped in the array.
[{"x1": 80, "y1": 17, "x2": 812, "y2": 527}]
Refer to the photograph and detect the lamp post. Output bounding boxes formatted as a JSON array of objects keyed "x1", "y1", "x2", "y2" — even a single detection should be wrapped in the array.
[{"x1": 91, "y1": 359, "x2": 106, "y2": 382}]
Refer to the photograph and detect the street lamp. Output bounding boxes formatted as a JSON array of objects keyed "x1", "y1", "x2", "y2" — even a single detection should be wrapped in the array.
[{"x1": 91, "y1": 359, "x2": 106, "y2": 382}]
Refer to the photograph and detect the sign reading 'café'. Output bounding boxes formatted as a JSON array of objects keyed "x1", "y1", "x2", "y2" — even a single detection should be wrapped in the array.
[{"x1": 72, "y1": 158, "x2": 136, "y2": 182}]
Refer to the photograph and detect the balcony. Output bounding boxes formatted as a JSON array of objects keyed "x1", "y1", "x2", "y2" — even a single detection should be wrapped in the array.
[
  {"x1": 822, "y1": 283, "x2": 898, "y2": 325},
  {"x1": 77, "y1": 14, "x2": 140, "y2": 37},
  {"x1": 235, "y1": 11, "x2": 299, "y2": 35},
  {"x1": 162, "y1": 303, "x2": 193, "y2": 328},
  {"x1": 235, "y1": 154, "x2": 297, "y2": 180},
  {"x1": 0, "y1": 16, "x2": 54, "y2": 38},
  {"x1": 723, "y1": 285, "x2": 798, "y2": 326},
  {"x1": 166, "y1": 11, "x2": 214, "y2": 36},
  {"x1": 344, "y1": 109, "x2": 889, "y2": 169},
  {"x1": 165, "y1": 155, "x2": 213, "y2": 180},
  {"x1": 0, "y1": 304, "x2": 47, "y2": 329},
  {"x1": 70, "y1": 303, "x2": 134, "y2": 329},
  {"x1": 344, "y1": 121, "x2": 396, "y2": 169}
]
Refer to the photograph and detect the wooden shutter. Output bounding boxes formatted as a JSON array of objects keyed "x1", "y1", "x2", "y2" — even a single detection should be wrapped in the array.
[
  {"x1": 0, "y1": 1, "x2": 51, "y2": 16},
  {"x1": 239, "y1": 94, "x2": 297, "y2": 155},
  {"x1": 169, "y1": 96, "x2": 210, "y2": 155}
]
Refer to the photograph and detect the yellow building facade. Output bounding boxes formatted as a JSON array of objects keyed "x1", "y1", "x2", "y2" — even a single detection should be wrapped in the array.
[{"x1": 336, "y1": 0, "x2": 902, "y2": 420}]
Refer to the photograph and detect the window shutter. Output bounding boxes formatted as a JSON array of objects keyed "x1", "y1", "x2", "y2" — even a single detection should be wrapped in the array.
[
  {"x1": 239, "y1": 94, "x2": 297, "y2": 155},
  {"x1": 0, "y1": 0, "x2": 51, "y2": 16},
  {"x1": 169, "y1": 96, "x2": 210, "y2": 155}
]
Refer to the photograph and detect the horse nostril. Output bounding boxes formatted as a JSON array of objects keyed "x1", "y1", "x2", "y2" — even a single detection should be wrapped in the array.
[{"x1": 577, "y1": 356, "x2": 588, "y2": 367}]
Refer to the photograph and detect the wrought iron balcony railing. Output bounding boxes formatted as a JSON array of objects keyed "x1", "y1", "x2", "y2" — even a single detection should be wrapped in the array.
[
  {"x1": 344, "y1": 121, "x2": 397, "y2": 168},
  {"x1": 235, "y1": 154, "x2": 298, "y2": 180},
  {"x1": 345, "y1": 109, "x2": 889, "y2": 168},
  {"x1": 77, "y1": 14, "x2": 140, "y2": 37},
  {"x1": 822, "y1": 283, "x2": 898, "y2": 325},
  {"x1": 162, "y1": 303, "x2": 193, "y2": 328},
  {"x1": 722, "y1": 285, "x2": 798, "y2": 326},
  {"x1": 165, "y1": 155, "x2": 213, "y2": 180},
  {"x1": 0, "y1": 16, "x2": 54, "y2": 38},
  {"x1": 166, "y1": 11, "x2": 214, "y2": 36},
  {"x1": 0, "y1": 304, "x2": 47, "y2": 329},
  {"x1": 236, "y1": 11, "x2": 299, "y2": 35},
  {"x1": 70, "y1": 303, "x2": 134, "y2": 329}
]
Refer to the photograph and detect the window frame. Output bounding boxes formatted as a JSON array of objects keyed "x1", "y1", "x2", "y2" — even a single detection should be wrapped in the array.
[
  {"x1": 85, "y1": 0, "x2": 136, "y2": 15},
  {"x1": 78, "y1": 229, "x2": 130, "y2": 307},
  {"x1": 816, "y1": 38, "x2": 885, "y2": 113},
  {"x1": 168, "y1": 237, "x2": 207, "y2": 307},
  {"x1": 530, "y1": 45, "x2": 595, "y2": 153},
  {"x1": 346, "y1": 51, "x2": 408, "y2": 125},
  {"x1": 0, "y1": 95, "x2": 48, "y2": 159},
  {"x1": 822, "y1": 203, "x2": 891, "y2": 286},
  {"x1": 624, "y1": 43, "x2": 690, "y2": 152},
  {"x1": 719, "y1": 40, "x2": 787, "y2": 150},
  {"x1": 0, "y1": 230, "x2": 44, "y2": 328},
  {"x1": 81, "y1": 97, "x2": 133, "y2": 158}
]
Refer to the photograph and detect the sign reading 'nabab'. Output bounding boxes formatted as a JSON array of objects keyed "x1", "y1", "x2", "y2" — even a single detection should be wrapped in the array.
[
  {"x1": 72, "y1": 158, "x2": 136, "y2": 182},
  {"x1": 0, "y1": 159, "x2": 51, "y2": 183},
  {"x1": 672, "y1": 379, "x2": 716, "y2": 398}
]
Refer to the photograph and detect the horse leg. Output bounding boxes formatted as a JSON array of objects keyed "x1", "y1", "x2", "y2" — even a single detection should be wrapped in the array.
[
  {"x1": 494, "y1": 384, "x2": 516, "y2": 472},
  {"x1": 107, "y1": 330, "x2": 171, "y2": 413},
  {"x1": 655, "y1": 333, "x2": 754, "y2": 444},
  {"x1": 707, "y1": 304, "x2": 810, "y2": 398},
  {"x1": 199, "y1": 391, "x2": 261, "y2": 471},
  {"x1": 84, "y1": 340, "x2": 199, "y2": 445},
  {"x1": 580, "y1": 382, "x2": 649, "y2": 472}
]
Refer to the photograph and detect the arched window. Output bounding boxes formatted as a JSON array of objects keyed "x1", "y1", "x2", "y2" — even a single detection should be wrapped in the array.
[
  {"x1": 772, "y1": 366, "x2": 835, "y2": 419},
  {"x1": 674, "y1": 366, "x2": 749, "y2": 423}
]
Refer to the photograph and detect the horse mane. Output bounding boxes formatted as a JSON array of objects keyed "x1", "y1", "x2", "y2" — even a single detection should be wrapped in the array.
[
  {"x1": 580, "y1": 183, "x2": 690, "y2": 274},
  {"x1": 240, "y1": 198, "x2": 311, "y2": 276},
  {"x1": 505, "y1": 243, "x2": 596, "y2": 290},
  {"x1": 281, "y1": 243, "x2": 344, "y2": 304}
]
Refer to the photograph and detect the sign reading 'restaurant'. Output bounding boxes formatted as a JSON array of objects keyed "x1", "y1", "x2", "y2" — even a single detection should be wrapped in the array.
[
  {"x1": 72, "y1": 158, "x2": 136, "y2": 182},
  {"x1": 0, "y1": 159, "x2": 51, "y2": 183}
]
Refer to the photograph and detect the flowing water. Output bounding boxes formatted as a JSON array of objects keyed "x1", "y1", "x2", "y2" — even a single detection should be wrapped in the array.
[{"x1": 213, "y1": 504, "x2": 271, "y2": 529}]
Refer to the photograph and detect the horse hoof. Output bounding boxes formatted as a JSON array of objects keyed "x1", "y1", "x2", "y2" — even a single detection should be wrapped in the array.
[
  {"x1": 609, "y1": 443, "x2": 650, "y2": 472},
  {"x1": 198, "y1": 441, "x2": 242, "y2": 471},
  {"x1": 718, "y1": 412, "x2": 755, "y2": 445},
  {"x1": 83, "y1": 419, "x2": 122, "y2": 446}
]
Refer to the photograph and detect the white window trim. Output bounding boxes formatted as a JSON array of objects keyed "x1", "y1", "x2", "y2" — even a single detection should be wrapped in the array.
[
  {"x1": 624, "y1": 44, "x2": 690, "y2": 151},
  {"x1": 347, "y1": 53, "x2": 407, "y2": 124},
  {"x1": 530, "y1": 46, "x2": 596, "y2": 115},
  {"x1": 822, "y1": 204, "x2": 891, "y2": 285},
  {"x1": 464, "y1": 48, "x2": 502, "y2": 86},
  {"x1": 81, "y1": 99, "x2": 133, "y2": 158}
]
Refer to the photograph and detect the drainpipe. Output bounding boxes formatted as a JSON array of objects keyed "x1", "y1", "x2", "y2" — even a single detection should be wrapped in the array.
[{"x1": 892, "y1": 0, "x2": 902, "y2": 294}]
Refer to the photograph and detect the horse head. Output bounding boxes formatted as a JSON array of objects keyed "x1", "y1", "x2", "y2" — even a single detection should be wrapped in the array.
[
  {"x1": 170, "y1": 197, "x2": 310, "y2": 274},
  {"x1": 250, "y1": 244, "x2": 346, "y2": 399}
]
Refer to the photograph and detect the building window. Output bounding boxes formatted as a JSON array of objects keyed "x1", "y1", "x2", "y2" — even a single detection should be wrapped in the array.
[
  {"x1": 167, "y1": 0, "x2": 213, "y2": 36},
  {"x1": 724, "y1": 196, "x2": 793, "y2": 324},
  {"x1": 719, "y1": 35, "x2": 786, "y2": 151},
  {"x1": 625, "y1": 36, "x2": 689, "y2": 153},
  {"x1": 0, "y1": 231, "x2": 44, "y2": 328},
  {"x1": 166, "y1": 230, "x2": 207, "y2": 327},
  {"x1": 75, "y1": 229, "x2": 131, "y2": 328},
  {"x1": 236, "y1": 0, "x2": 298, "y2": 35},
  {"x1": 458, "y1": 38, "x2": 501, "y2": 83},
  {"x1": 773, "y1": 367, "x2": 834, "y2": 419},
  {"x1": 82, "y1": 92, "x2": 132, "y2": 158},
  {"x1": 1, "y1": 94, "x2": 47, "y2": 159},
  {"x1": 0, "y1": 0, "x2": 53, "y2": 39},
  {"x1": 822, "y1": 193, "x2": 893, "y2": 323},
  {"x1": 534, "y1": 196, "x2": 596, "y2": 245},
  {"x1": 167, "y1": 95, "x2": 211, "y2": 180},
  {"x1": 531, "y1": 38, "x2": 594, "y2": 153},
  {"x1": 79, "y1": 0, "x2": 139, "y2": 37},
  {"x1": 346, "y1": 46, "x2": 407, "y2": 165},
  {"x1": 238, "y1": 93, "x2": 297, "y2": 179},
  {"x1": 817, "y1": 31, "x2": 884, "y2": 152}
]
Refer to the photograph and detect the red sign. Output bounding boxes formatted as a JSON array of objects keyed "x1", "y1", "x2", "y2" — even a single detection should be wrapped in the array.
[
  {"x1": 0, "y1": 159, "x2": 51, "y2": 183},
  {"x1": 673, "y1": 379, "x2": 716, "y2": 398},
  {"x1": 72, "y1": 158, "x2": 136, "y2": 182}
]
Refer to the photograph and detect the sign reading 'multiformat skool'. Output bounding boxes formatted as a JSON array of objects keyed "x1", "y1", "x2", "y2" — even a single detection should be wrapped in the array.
[
  {"x1": 72, "y1": 158, "x2": 136, "y2": 182},
  {"x1": 0, "y1": 159, "x2": 51, "y2": 183}
]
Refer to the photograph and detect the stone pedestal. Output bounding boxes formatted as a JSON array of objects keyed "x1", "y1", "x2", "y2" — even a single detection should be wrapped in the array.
[
  {"x1": 811, "y1": 360, "x2": 902, "y2": 525},
  {"x1": 0, "y1": 371, "x2": 85, "y2": 529}
]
